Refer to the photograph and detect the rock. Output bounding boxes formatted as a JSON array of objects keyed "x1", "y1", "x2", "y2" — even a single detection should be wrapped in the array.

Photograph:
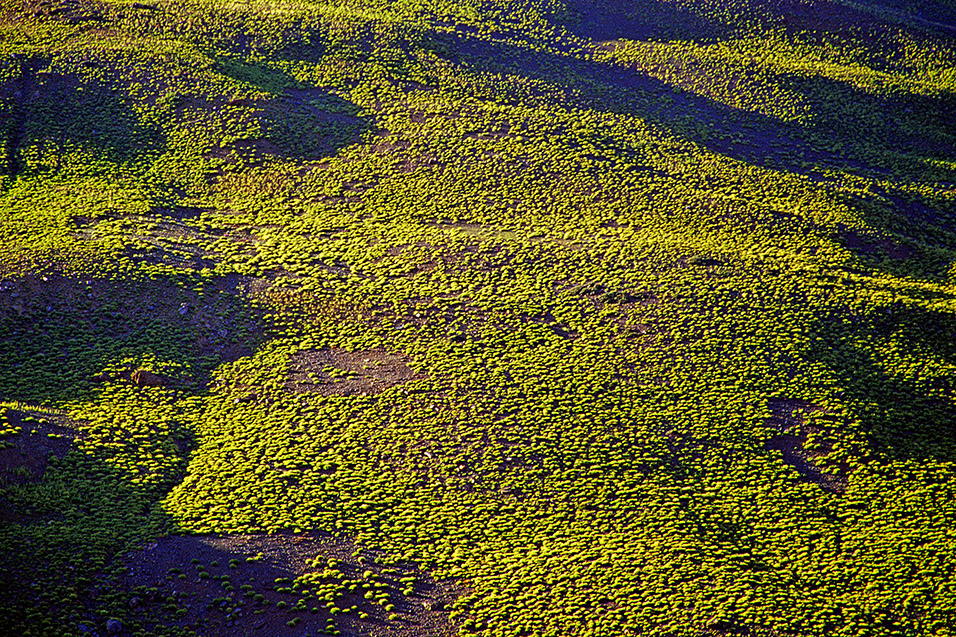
[
  {"x1": 130, "y1": 369, "x2": 167, "y2": 387},
  {"x1": 106, "y1": 618, "x2": 123, "y2": 635}
]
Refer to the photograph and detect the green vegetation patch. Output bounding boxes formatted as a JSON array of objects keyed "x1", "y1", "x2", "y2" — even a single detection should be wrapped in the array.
[{"x1": 2, "y1": 0, "x2": 956, "y2": 635}]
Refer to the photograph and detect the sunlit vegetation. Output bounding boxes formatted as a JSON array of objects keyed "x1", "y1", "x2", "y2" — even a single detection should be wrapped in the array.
[{"x1": 2, "y1": 0, "x2": 956, "y2": 635}]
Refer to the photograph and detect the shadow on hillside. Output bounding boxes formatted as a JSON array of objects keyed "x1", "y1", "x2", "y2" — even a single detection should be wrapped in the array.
[
  {"x1": 834, "y1": 190, "x2": 956, "y2": 282},
  {"x1": 839, "y1": 0, "x2": 956, "y2": 33},
  {"x1": 559, "y1": 0, "x2": 728, "y2": 43},
  {"x1": 0, "y1": 450, "x2": 179, "y2": 635},
  {"x1": 0, "y1": 57, "x2": 163, "y2": 179},
  {"x1": 808, "y1": 304, "x2": 956, "y2": 463},
  {"x1": 772, "y1": 71, "x2": 956, "y2": 168},
  {"x1": 0, "y1": 272, "x2": 262, "y2": 406},
  {"x1": 440, "y1": 32, "x2": 956, "y2": 184},
  {"x1": 215, "y1": 56, "x2": 302, "y2": 95},
  {"x1": 0, "y1": 269, "x2": 270, "y2": 633},
  {"x1": 558, "y1": 0, "x2": 956, "y2": 39},
  {"x1": 204, "y1": 57, "x2": 373, "y2": 166},
  {"x1": 0, "y1": 54, "x2": 373, "y2": 186},
  {"x1": 104, "y1": 532, "x2": 460, "y2": 637},
  {"x1": 436, "y1": 29, "x2": 956, "y2": 288}
]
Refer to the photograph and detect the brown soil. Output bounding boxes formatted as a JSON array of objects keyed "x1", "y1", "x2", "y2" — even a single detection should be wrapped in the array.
[
  {"x1": 763, "y1": 398, "x2": 847, "y2": 493},
  {"x1": 287, "y1": 348, "x2": 424, "y2": 396},
  {"x1": 130, "y1": 368, "x2": 172, "y2": 387},
  {"x1": 116, "y1": 533, "x2": 461, "y2": 637}
]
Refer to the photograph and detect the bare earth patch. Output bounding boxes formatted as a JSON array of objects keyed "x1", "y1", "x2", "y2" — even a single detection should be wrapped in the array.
[
  {"x1": 287, "y1": 349, "x2": 424, "y2": 396},
  {"x1": 115, "y1": 533, "x2": 460, "y2": 637},
  {"x1": 763, "y1": 398, "x2": 847, "y2": 494}
]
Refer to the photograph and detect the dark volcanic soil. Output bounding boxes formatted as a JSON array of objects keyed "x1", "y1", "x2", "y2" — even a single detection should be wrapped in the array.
[{"x1": 113, "y1": 533, "x2": 461, "y2": 637}]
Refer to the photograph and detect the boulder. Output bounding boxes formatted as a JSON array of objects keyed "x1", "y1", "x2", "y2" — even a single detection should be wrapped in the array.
[{"x1": 130, "y1": 369, "x2": 167, "y2": 387}]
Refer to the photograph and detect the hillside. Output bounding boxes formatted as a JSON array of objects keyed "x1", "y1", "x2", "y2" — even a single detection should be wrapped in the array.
[{"x1": 2, "y1": 0, "x2": 956, "y2": 635}]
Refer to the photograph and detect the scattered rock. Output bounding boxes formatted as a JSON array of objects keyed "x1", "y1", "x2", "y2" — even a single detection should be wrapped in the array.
[{"x1": 118, "y1": 533, "x2": 461, "y2": 637}]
